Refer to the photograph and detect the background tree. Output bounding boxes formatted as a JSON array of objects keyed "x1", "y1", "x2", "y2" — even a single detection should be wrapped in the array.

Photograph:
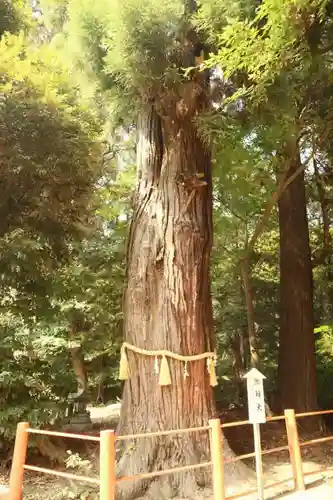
[
  {"x1": 202, "y1": 0, "x2": 332, "y2": 415},
  {"x1": 0, "y1": 11, "x2": 104, "y2": 448}
]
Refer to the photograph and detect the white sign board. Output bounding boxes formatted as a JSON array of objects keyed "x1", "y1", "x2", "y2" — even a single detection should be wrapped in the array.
[
  {"x1": 244, "y1": 368, "x2": 266, "y2": 499},
  {"x1": 244, "y1": 368, "x2": 266, "y2": 424}
]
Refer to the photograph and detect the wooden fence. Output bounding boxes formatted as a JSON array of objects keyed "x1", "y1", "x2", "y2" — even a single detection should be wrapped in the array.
[{"x1": 6, "y1": 408, "x2": 333, "y2": 500}]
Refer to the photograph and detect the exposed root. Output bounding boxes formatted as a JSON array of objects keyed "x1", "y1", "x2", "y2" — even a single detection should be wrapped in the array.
[{"x1": 115, "y1": 431, "x2": 253, "y2": 500}]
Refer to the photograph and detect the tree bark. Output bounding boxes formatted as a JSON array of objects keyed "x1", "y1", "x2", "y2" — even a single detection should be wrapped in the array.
[
  {"x1": 117, "y1": 91, "x2": 249, "y2": 499},
  {"x1": 240, "y1": 257, "x2": 260, "y2": 369},
  {"x1": 230, "y1": 331, "x2": 246, "y2": 405},
  {"x1": 67, "y1": 324, "x2": 92, "y2": 428},
  {"x1": 68, "y1": 325, "x2": 88, "y2": 399},
  {"x1": 277, "y1": 141, "x2": 318, "y2": 415}
]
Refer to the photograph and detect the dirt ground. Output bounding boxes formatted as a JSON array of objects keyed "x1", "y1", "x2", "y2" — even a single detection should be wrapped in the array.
[{"x1": 2, "y1": 405, "x2": 333, "y2": 500}]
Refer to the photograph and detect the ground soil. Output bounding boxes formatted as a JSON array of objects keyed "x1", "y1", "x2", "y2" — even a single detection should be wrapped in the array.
[{"x1": 2, "y1": 405, "x2": 333, "y2": 499}]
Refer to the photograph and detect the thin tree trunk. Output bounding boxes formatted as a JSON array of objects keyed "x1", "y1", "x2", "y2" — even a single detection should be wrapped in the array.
[
  {"x1": 68, "y1": 325, "x2": 88, "y2": 398},
  {"x1": 117, "y1": 94, "x2": 249, "y2": 499},
  {"x1": 230, "y1": 332, "x2": 246, "y2": 404},
  {"x1": 240, "y1": 258, "x2": 274, "y2": 415},
  {"x1": 240, "y1": 257, "x2": 259, "y2": 369},
  {"x1": 67, "y1": 324, "x2": 91, "y2": 424},
  {"x1": 277, "y1": 140, "x2": 318, "y2": 415}
]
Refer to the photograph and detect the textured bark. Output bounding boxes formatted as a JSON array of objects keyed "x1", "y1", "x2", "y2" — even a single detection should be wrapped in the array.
[
  {"x1": 116, "y1": 89, "x2": 249, "y2": 499},
  {"x1": 277, "y1": 141, "x2": 318, "y2": 415},
  {"x1": 240, "y1": 259, "x2": 273, "y2": 415},
  {"x1": 68, "y1": 325, "x2": 88, "y2": 398},
  {"x1": 67, "y1": 325, "x2": 91, "y2": 424},
  {"x1": 240, "y1": 258, "x2": 259, "y2": 369},
  {"x1": 230, "y1": 332, "x2": 246, "y2": 405}
]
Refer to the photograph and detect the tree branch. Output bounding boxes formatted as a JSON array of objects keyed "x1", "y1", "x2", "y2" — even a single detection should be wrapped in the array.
[{"x1": 246, "y1": 164, "x2": 290, "y2": 253}]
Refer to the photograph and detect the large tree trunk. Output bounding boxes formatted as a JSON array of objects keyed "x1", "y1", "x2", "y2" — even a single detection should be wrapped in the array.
[
  {"x1": 116, "y1": 89, "x2": 249, "y2": 499},
  {"x1": 277, "y1": 141, "x2": 318, "y2": 415}
]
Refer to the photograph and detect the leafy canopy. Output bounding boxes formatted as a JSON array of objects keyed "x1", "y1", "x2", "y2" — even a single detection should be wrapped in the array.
[{"x1": 0, "y1": 33, "x2": 102, "y2": 259}]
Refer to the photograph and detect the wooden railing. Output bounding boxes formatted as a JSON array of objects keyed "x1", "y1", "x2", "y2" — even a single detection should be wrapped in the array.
[{"x1": 7, "y1": 408, "x2": 333, "y2": 500}]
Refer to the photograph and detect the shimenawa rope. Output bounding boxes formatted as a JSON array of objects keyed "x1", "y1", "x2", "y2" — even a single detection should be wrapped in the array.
[{"x1": 119, "y1": 342, "x2": 218, "y2": 387}]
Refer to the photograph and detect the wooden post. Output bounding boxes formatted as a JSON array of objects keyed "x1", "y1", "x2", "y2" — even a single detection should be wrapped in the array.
[
  {"x1": 253, "y1": 423, "x2": 264, "y2": 500},
  {"x1": 100, "y1": 430, "x2": 116, "y2": 500},
  {"x1": 9, "y1": 422, "x2": 29, "y2": 500},
  {"x1": 209, "y1": 418, "x2": 225, "y2": 500},
  {"x1": 285, "y1": 409, "x2": 305, "y2": 492}
]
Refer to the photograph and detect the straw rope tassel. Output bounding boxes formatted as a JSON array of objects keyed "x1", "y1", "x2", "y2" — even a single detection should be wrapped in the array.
[
  {"x1": 209, "y1": 356, "x2": 218, "y2": 387},
  {"x1": 159, "y1": 355, "x2": 171, "y2": 386},
  {"x1": 119, "y1": 346, "x2": 129, "y2": 380}
]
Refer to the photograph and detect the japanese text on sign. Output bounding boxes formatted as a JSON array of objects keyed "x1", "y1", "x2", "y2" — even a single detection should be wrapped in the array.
[{"x1": 244, "y1": 369, "x2": 266, "y2": 424}]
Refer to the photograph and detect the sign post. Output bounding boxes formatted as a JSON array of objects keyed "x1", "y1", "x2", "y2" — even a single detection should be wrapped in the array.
[{"x1": 244, "y1": 368, "x2": 266, "y2": 500}]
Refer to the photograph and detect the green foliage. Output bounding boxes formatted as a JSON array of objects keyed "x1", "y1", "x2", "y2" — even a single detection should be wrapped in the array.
[
  {"x1": 0, "y1": 0, "x2": 30, "y2": 38},
  {"x1": 204, "y1": 0, "x2": 333, "y2": 149},
  {"x1": 314, "y1": 325, "x2": 333, "y2": 407},
  {"x1": 0, "y1": 24, "x2": 118, "y2": 445},
  {"x1": 207, "y1": 0, "x2": 327, "y2": 82},
  {"x1": 0, "y1": 33, "x2": 102, "y2": 283},
  {"x1": 77, "y1": 0, "x2": 185, "y2": 87},
  {"x1": 38, "y1": 0, "x2": 69, "y2": 34},
  {"x1": 0, "y1": 169, "x2": 132, "y2": 443},
  {"x1": 42, "y1": 0, "x2": 218, "y2": 125},
  {"x1": 0, "y1": 313, "x2": 70, "y2": 445},
  {"x1": 101, "y1": 0, "x2": 185, "y2": 90}
]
